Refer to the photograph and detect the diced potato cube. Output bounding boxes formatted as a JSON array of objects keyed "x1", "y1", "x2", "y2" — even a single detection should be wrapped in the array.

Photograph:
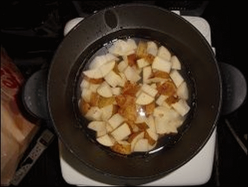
[
  {"x1": 156, "y1": 95, "x2": 168, "y2": 106},
  {"x1": 97, "y1": 134, "x2": 115, "y2": 147},
  {"x1": 152, "y1": 56, "x2": 172, "y2": 73},
  {"x1": 146, "y1": 115, "x2": 156, "y2": 132},
  {"x1": 111, "y1": 87, "x2": 122, "y2": 95},
  {"x1": 83, "y1": 68, "x2": 102, "y2": 79},
  {"x1": 118, "y1": 60, "x2": 128, "y2": 72},
  {"x1": 157, "y1": 45, "x2": 171, "y2": 61},
  {"x1": 177, "y1": 81, "x2": 189, "y2": 100},
  {"x1": 171, "y1": 55, "x2": 181, "y2": 70},
  {"x1": 129, "y1": 131, "x2": 144, "y2": 151},
  {"x1": 133, "y1": 138, "x2": 149, "y2": 152},
  {"x1": 81, "y1": 89, "x2": 92, "y2": 102},
  {"x1": 88, "y1": 121, "x2": 106, "y2": 133},
  {"x1": 155, "y1": 116, "x2": 178, "y2": 134},
  {"x1": 89, "y1": 83, "x2": 100, "y2": 92},
  {"x1": 137, "y1": 58, "x2": 149, "y2": 69},
  {"x1": 101, "y1": 104, "x2": 113, "y2": 121},
  {"x1": 108, "y1": 113, "x2": 125, "y2": 129},
  {"x1": 99, "y1": 60, "x2": 116, "y2": 77},
  {"x1": 171, "y1": 99, "x2": 190, "y2": 116},
  {"x1": 124, "y1": 66, "x2": 141, "y2": 83},
  {"x1": 136, "y1": 41, "x2": 147, "y2": 58},
  {"x1": 136, "y1": 92, "x2": 154, "y2": 105},
  {"x1": 111, "y1": 123, "x2": 131, "y2": 141},
  {"x1": 85, "y1": 106, "x2": 102, "y2": 121},
  {"x1": 97, "y1": 82, "x2": 113, "y2": 98},
  {"x1": 147, "y1": 41, "x2": 158, "y2": 56},
  {"x1": 80, "y1": 79, "x2": 90, "y2": 89},
  {"x1": 170, "y1": 70, "x2": 184, "y2": 87},
  {"x1": 109, "y1": 39, "x2": 135, "y2": 56},
  {"x1": 104, "y1": 71, "x2": 123, "y2": 87},
  {"x1": 143, "y1": 66, "x2": 152, "y2": 83},
  {"x1": 141, "y1": 84, "x2": 158, "y2": 97},
  {"x1": 89, "y1": 53, "x2": 117, "y2": 69},
  {"x1": 145, "y1": 128, "x2": 158, "y2": 145}
]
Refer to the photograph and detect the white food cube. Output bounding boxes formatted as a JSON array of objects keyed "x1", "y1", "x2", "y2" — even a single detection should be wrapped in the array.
[
  {"x1": 111, "y1": 123, "x2": 131, "y2": 141},
  {"x1": 137, "y1": 58, "x2": 149, "y2": 68},
  {"x1": 101, "y1": 104, "x2": 114, "y2": 121},
  {"x1": 157, "y1": 45, "x2": 171, "y2": 61},
  {"x1": 99, "y1": 60, "x2": 116, "y2": 77},
  {"x1": 108, "y1": 113, "x2": 125, "y2": 129},
  {"x1": 136, "y1": 92, "x2": 154, "y2": 105},
  {"x1": 152, "y1": 56, "x2": 172, "y2": 73},
  {"x1": 85, "y1": 106, "x2": 102, "y2": 121},
  {"x1": 171, "y1": 99, "x2": 190, "y2": 116},
  {"x1": 141, "y1": 84, "x2": 158, "y2": 97},
  {"x1": 89, "y1": 53, "x2": 117, "y2": 69},
  {"x1": 111, "y1": 87, "x2": 122, "y2": 95},
  {"x1": 143, "y1": 66, "x2": 152, "y2": 83},
  {"x1": 155, "y1": 116, "x2": 178, "y2": 134},
  {"x1": 124, "y1": 66, "x2": 141, "y2": 83},
  {"x1": 156, "y1": 95, "x2": 168, "y2": 106},
  {"x1": 96, "y1": 134, "x2": 115, "y2": 147},
  {"x1": 133, "y1": 138, "x2": 149, "y2": 152},
  {"x1": 118, "y1": 60, "x2": 128, "y2": 72},
  {"x1": 88, "y1": 121, "x2": 106, "y2": 132},
  {"x1": 147, "y1": 41, "x2": 158, "y2": 56},
  {"x1": 89, "y1": 83, "x2": 100, "y2": 92},
  {"x1": 80, "y1": 79, "x2": 90, "y2": 89},
  {"x1": 177, "y1": 81, "x2": 189, "y2": 100},
  {"x1": 170, "y1": 70, "x2": 184, "y2": 87},
  {"x1": 97, "y1": 82, "x2": 113, "y2": 97},
  {"x1": 81, "y1": 89, "x2": 92, "y2": 102},
  {"x1": 83, "y1": 68, "x2": 102, "y2": 79},
  {"x1": 171, "y1": 55, "x2": 181, "y2": 70},
  {"x1": 104, "y1": 71, "x2": 123, "y2": 87}
]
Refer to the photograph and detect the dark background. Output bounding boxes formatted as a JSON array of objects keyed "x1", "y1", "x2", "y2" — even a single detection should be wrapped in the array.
[{"x1": 1, "y1": 1, "x2": 247, "y2": 186}]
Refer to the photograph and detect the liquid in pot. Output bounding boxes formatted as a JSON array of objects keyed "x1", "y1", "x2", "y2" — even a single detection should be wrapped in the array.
[{"x1": 76, "y1": 37, "x2": 194, "y2": 156}]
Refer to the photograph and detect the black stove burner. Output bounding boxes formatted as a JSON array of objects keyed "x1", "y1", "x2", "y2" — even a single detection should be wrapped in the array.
[
  {"x1": 22, "y1": 69, "x2": 50, "y2": 120},
  {"x1": 220, "y1": 62, "x2": 247, "y2": 115}
]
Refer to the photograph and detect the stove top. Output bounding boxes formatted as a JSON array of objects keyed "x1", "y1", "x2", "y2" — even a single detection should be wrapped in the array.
[
  {"x1": 58, "y1": 14, "x2": 216, "y2": 186},
  {"x1": 2, "y1": 1, "x2": 247, "y2": 186}
]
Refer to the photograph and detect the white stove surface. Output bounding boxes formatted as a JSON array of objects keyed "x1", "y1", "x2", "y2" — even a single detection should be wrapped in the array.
[{"x1": 59, "y1": 14, "x2": 216, "y2": 186}]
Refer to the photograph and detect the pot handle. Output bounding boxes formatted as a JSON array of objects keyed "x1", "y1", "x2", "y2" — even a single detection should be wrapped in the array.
[{"x1": 219, "y1": 62, "x2": 247, "y2": 115}]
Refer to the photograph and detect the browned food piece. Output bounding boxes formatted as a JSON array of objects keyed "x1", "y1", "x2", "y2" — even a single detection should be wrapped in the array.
[
  {"x1": 98, "y1": 96, "x2": 115, "y2": 108},
  {"x1": 84, "y1": 76, "x2": 104, "y2": 84},
  {"x1": 165, "y1": 95, "x2": 179, "y2": 105},
  {"x1": 125, "y1": 121, "x2": 139, "y2": 133},
  {"x1": 144, "y1": 130, "x2": 156, "y2": 145},
  {"x1": 136, "y1": 41, "x2": 147, "y2": 59},
  {"x1": 135, "y1": 122, "x2": 149, "y2": 131},
  {"x1": 111, "y1": 141, "x2": 131, "y2": 155},
  {"x1": 89, "y1": 92, "x2": 100, "y2": 106},
  {"x1": 157, "y1": 80, "x2": 177, "y2": 97},
  {"x1": 80, "y1": 99, "x2": 91, "y2": 115},
  {"x1": 143, "y1": 53, "x2": 155, "y2": 64},
  {"x1": 127, "y1": 53, "x2": 137, "y2": 67},
  {"x1": 144, "y1": 101, "x2": 156, "y2": 116},
  {"x1": 152, "y1": 70, "x2": 170, "y2": 79},
  {"x1": 127, "y1": 131, "x2": 143, "y2": 143},
  {"x1": 116, "y1": 95, "x2": 137, "y2": 121},
  {"x1": 122, "y1": 81, "x2": 140, "y2": 96}
]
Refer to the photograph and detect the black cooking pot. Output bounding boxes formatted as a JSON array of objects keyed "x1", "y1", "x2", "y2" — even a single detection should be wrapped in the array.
[{"x1": 47, "y1": 4, "x2": 222, "y2": 185}]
